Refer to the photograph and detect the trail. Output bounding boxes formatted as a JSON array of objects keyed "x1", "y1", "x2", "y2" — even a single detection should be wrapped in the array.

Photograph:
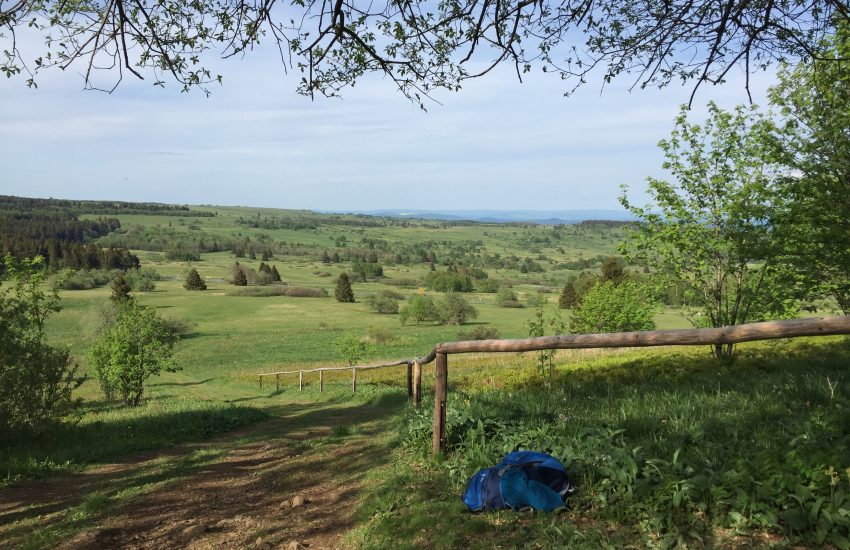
[{"x1": 0, "y1": 396, "x2": 403, "y2": 550}]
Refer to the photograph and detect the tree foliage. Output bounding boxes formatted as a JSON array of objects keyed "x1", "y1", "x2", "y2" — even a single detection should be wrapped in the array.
[
  {"x1": 769, "y1": 27, "x2": 850, "y2": 314},
  {"x1": 558, "y1": 281, "x2": 578, "y2": 309},
  {"x1": 399, "y1": 294, "x2": 440, "y2": 325},
  {"x1": 438, "y1": 293, "x2": 478, "y2": 325},
  {"x1": 620, "y1": 103, "x2": 794, "y2": 359},
  {"x1": 335, "y1": 333, "x2": 373, "y2": 366},
  {"x1": 0, "y1": 255, "x2": 79, "y2": 437},
  {"x1": 5, "y1": 0, "x2": 844, "y2": 103},
  {"x1": 88, "y1": 299, "x2": 178, "y2": 406},
  {"x1": 570, "y1": 281, "x2": 657, "y2": 335}
]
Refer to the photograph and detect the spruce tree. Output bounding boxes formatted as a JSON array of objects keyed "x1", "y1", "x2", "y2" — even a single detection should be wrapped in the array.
[
  {"x1": 558, "y1": 281, "x2": 578, "y2": 309},
  {"x1": 110, "y1": 274, "x2": 132, "y2": 302},
  {"x1": 271, "y1": 265, "x2": 281, "y2": 282},
  {"x1": 183, "y1": 268, "x2": 207, "y2": 290},
  {"x1": 335, "y1": 272, "x2": 355, "y2": 303}
]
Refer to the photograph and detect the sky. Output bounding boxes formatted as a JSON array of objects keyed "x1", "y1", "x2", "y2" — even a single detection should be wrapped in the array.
[{"x1": 0, "y1": 37, "x2": 774, "y2": 213}]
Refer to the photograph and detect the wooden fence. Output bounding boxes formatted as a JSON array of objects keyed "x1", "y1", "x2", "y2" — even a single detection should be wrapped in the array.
[{"x1": 258, "y1": 315, "x2": 850, "y2": 455}]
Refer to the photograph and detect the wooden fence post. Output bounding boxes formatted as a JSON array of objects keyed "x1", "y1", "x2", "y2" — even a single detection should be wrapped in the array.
[
  {"x1": 299, "y1": 370, "x2": 303, "y2": 391},
  {"x1": 413, "y1": 361, "x2": 422, "y2": 407},
  {"x1": 433, "y1": 353, "x2": 448, "y2": 455},
  {"x1": 259, "y1": 375, "x2": 262, "y2": 389},
  {"x1": 352, "y1": 367, "x2": 357, "y2": 393},
  {"x1": 407, "y1": 363, "x2": 413, "y2": 399},
  {"x1": 275, "y1": 374, "x2": 280, "y2": 393},
  {"x1": 320, "y1": 370, "x2": 324, "y2": 392}
]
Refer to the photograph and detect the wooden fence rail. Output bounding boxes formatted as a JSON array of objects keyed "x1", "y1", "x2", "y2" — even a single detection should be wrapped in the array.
[{"x1": 258, "y1": 315, "x2": 850, "y2": 455}]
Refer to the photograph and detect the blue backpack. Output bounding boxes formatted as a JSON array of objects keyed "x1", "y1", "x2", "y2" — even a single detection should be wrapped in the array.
[{"x1": 461, "y1": 451, "x2": 573, "y2": 513}]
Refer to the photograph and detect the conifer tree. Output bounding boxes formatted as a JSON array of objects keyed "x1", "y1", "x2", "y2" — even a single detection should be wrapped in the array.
[
  {"x1": 233, "y1": 269, "x2": 248, "y2": 286},
  {"x1": 110, "y1": 274, "x2": 132, "y2": 302},
  {"x1": 183, "y1": 268, "x2": 207, "y2": 290},
  {"x1": 271, "y1": 265, "x2": 281, "y2": 282},
  {"x1": 558, "y1": 281, "x2": 578, "y2": 309},
  {"x1": 335, "y1": 272, "x2": 355, "y2": 303}
]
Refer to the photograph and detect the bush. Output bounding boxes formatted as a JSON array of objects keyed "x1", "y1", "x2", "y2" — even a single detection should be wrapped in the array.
[
  {"x1": 59, "y1": 269, "x2": 118, "y2": 290},
  {"x1": 367, "y1": 294, "x2": 400, "y2": 314},
  {"x1": 438, "y1": 293, "x2": 479, "y2": 325},
  {"x1": 379, "y1": 289, "x2": 406, "y2": 300},
  {"x1": 183, "y1": 268, "x2": 207, "y2": 290},
  {"x1": 382, "y1": 278, "x2": 419, "y2": 288},
  {"x1": 476, "y1": 279, "x2": 501, "y2": 293},
  {"x1": 496, "y1": 287, "x2": 523, "y2": 308},
  {"x1": 165, "y1": 246, "x2": 200, "y2": 262},
  {"x1": 227, "y1": 286, "x2": 327, "y2": 297},
  {"x1": 571, "y1": 281, "x2": 657, "y2": 334},
  {"x1": 352, "y1": 261, "x2": 384, "y2": 280},
  {"x1": 0, "y1": 255, "x2": 79, "y2": 438},
  {"x1": 282, "y1": 286, "x2": 327, "y2": 298},
  {"x1": 125, "y1": 267, "x2": 158, "y2": 292},
  {"x1": 424, "y1": 271, "x2": 473, "y2": 292},
  {"x1": 457, "y1": 326, "x2": 501, "y2": 340},
  {"x1": 365, "y1": 326, "x2": 396, "y2": 344},
  {"x1": 88, "y1": 299, "x2": 178, "y2": 406},
  {"x1": 399, "y1": 295, "x2": 441, "y2": 325},
  {"x1": 335, "y1": 333, "x2": 373, "y2": 366}
]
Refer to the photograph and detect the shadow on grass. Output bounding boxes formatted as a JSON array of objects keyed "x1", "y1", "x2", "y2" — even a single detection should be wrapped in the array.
[{"x1": 149, "y1": 377, "x2": 215, "y2": 387}]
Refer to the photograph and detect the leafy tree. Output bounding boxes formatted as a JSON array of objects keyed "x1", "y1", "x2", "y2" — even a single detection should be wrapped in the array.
[
  {"x1": 183, "y1": 268, "x2": 207, "y2": 290},
  {"x1": 571, "y1": 281, "x2": 658, "y2": 335},
  {"x1": 4, "y1": 0, "x2": 844, "y2": 102},
  {"x1": 367, "y1": 294, "x2": 400, "y2": 314},
  {"x1": 769, "y1": 27, "x2": 850, "y2": 314},
  {"x1": 399, "y1": 295, "x2": 441, "y2": 325},
  {"x1": 558, "y1": 281, "x2": 578, "y2": 309},
  {"x1": 438, "y1": 293, "x2": 478, "y2": 325},
  {"x1": 600, "y1": 256, "x2": 627, "y2": 285},
  {"x1": 0, "y1": 255, "x2": 79, "y2": 437},
  {"x1": 424, "y1": 271, "x2": 473, "y2": 292},
  {"x1": 335, "y1": 333, "x2": 373, "y2": 366},
  {"x1": 88, "y1": 299, "x2": 178, "y2": 406},
  {"x1": 335, "y1": 272, "x2": 355, "y2": 302},
  {"x1": 527, "y1": 307, "x2": 567, "y2": 378},
  {"x1": 110, "y1": 274, "x2": 132, "y2": 302},
  {"x1": 620, "y1": 103, "x2": 793, "y2": 359}
]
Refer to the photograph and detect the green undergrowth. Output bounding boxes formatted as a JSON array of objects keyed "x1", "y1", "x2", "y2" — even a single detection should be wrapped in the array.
[
  {"x1": 1, "y1": 397, "x2": 267, "y2": 484},
  {"x1": 353, "y1": 338, "x2": 850, "y2": 549}
]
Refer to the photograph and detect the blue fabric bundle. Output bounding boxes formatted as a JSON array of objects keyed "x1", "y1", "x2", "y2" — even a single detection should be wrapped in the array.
[{"x1": 461, "y1": 451, "x2": 573, "y2": 512}]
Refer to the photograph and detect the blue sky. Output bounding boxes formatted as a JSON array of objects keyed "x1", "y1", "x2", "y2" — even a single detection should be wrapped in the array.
[{"x1": 0, "y1": 43, "x2": 773, "y2": 212}]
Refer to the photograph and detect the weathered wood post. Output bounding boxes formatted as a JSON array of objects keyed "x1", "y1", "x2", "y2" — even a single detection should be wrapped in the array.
[
  {"x1": 259, "y1": 375, "x2": 262, "y2": 389},
  {"x1": 320, "y1": 370, "x2": 324, "y2": 392},
  {"x1": 275, "y1": 374, "x2": 280, "y2": 393},
  {"x1": 413, "y1": 361, "x2": 422, "y2": 407},
  {"x1": 433, "y1": 353, "x2": 448, "y2": 455},
  {"x1": 407, "y1": 362, "x2": 413, "y2": 399},
  {"x1": 352, "y1": 367, "x2": 357, "y2": 393},
  {"x1": 299, "y1": 370, "x2": 303, "y2": 391}
]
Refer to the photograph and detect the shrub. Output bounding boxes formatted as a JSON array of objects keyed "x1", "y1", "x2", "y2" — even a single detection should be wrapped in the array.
[
  {"x1": 125, "y1": 267, "x2": 158, "y2": 292},
  {"x1": 59, "y1": 269, "x2": 118, "y2": 290},
  {"x1": 335, "y1": 333, "x2": 373, "y2": 366},
  {"x1": 382, "y1": 278, "x2": 419, "y2": 288},
  {"x1": 457, "y1": 326, "x2": 501, "y2": 341},
  {"x1": 365, "y1": 326, "x2": 396, "y2": 344},
  {"x1": 379, "y1": 289, "x2": 406, "y2": 300},
  {"x1": 282, "y1": 286, "x2": 327, "y2": 298},
  {"x1": 496, "y1": 287, "x2": 523, "y2": 308},
  {"x1": 183, "y1": 268, "x2": 207, "y2": 290},
  {"x1": 88, "y1": 299, "x2": 178, "y2": 406},
  {"x1": 367, "y1": 294, "x2": 400, "y2": 314},
  {"x1": 424, "y1": 271, "x2": 473, "y2": 292},
  {"x1": 476, "y1": 279, "x2": 500, "y2": 293},
  {"x1": 438, "y1": 293, "x2": 479, "y2": 325},
  {"x1": 571, "y1": 281, "x2": 657, "y2": 334},
  {"x1": 0, "y1": 255, "x2": 79, "y2": 438},
  {"x1": 165, "y1": 246, "x2": 200, "y2": 262},
  {"x1": 352, "y1": 261, "x2": 384, "y2": 280},
  {"x1": 399, "y1": 295, "x2": 441, "y2": 325}
]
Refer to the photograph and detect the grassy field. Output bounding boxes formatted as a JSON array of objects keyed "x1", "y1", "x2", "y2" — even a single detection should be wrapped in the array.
[{"x1": 3, "y1": 205, "x2": 848, "y2": 548}]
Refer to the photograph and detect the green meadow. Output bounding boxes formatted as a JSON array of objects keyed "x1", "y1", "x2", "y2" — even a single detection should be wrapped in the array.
[{"x1": 3, "y1": 205, "x2": 848, "y2": 548}]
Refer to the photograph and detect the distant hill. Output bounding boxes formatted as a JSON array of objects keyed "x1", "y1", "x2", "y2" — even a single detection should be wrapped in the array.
[{"x1": 335, "y1": 209, "x2": 637, "y2": 224}]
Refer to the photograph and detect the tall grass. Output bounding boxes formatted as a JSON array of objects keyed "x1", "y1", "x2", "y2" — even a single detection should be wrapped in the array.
[{"x1": 355, "y1": 338, "x2": 850, "y2": 548}]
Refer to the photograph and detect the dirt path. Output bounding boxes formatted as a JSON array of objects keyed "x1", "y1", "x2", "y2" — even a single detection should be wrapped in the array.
[{"x1": 1, "y1": 397, "x2": 403, "y2": 550}]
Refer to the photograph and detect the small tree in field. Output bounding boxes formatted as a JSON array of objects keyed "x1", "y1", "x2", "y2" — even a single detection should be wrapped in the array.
[
  {"x1": 438, "y1": 293, "x2": 478, "y2": 325},
  {"x1": 335, "y1": 333, "x2": 373, "y2": 366},
  {"x1": 335, "y1": 272, "x2": 355, "y2": 302},
  {"x1": 600, "y1": 256, "x2": 627, "y2": 285},
  {"x1": 570, "y1": 281, "x2": 657, "y2": 335},
  {"x1": 526, "y1": 307, "x2": 567, "y2": 378},
  {"x1": 271, "y1": 265, "x2": 281, "y2": 282},
  {"x1": 183, "y1": 268, "x2": 207, "y2": 290},
  {"x1": 231, "y1": 263, "x2": 248, "y2": 286},
  {"x1": 88, "y1": 299, "x2": 178, "y2": 406}
]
